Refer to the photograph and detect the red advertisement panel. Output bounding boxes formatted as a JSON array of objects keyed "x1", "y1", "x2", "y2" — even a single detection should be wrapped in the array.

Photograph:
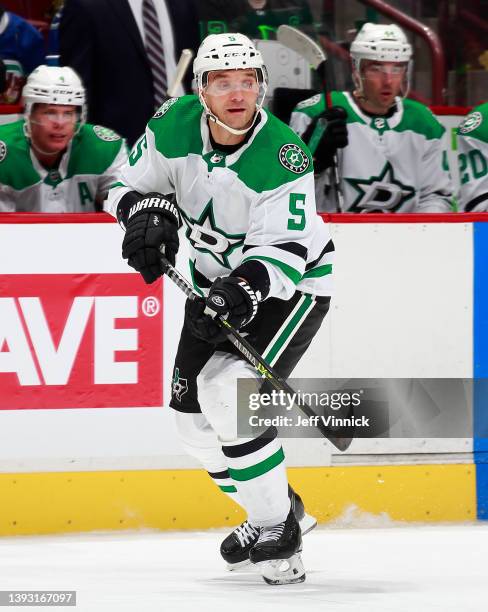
[{"x1": 0, "y1": 274, "x2": 163, "y2": 409}]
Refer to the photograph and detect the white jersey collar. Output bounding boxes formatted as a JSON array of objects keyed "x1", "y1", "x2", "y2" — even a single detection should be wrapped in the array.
[
  {"x1": 200, "y1": 107, "x2": 268, "y2": 166},
  {"x1": 30, "y1": 141, "x2": 72, "y2": 182},
  {"x1": 345, "y1": 92, "x2": 404, "y2": 129}
]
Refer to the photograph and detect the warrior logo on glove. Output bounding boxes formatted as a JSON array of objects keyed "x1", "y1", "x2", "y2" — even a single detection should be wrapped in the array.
[{"x1": 121, "y1": 192, "x2": 181, "y2": 284}]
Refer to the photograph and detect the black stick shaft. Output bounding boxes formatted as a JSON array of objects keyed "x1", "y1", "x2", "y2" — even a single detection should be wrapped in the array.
[{"x1": 160, "y1": 254, "x2": 352, "y2": 451}]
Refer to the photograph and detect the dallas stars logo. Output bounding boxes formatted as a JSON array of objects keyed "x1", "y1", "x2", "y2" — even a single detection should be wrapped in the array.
[
  {"x1": 346, "y1": 162, "x2": 415, "y2": 213},
  {"x1": 180, "y1": 199, "x2": 245, "y2": 268},
  {"x1": 279, "y1": 144, "x2": 310, "y2": 174},
  {"x1": 459, "y1": 111, "x2": 482, "y2": 134},
  {"x1": 172, "y1": 368, "x2": 188, "y2": 402}
]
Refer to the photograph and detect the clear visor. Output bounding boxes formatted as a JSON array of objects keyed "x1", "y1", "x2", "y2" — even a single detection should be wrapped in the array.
[
  {"x1": 30, "y1": 108, "x2": 81, "y2": 127},
  {"x1": 203, "y1": 70, "x2": 262, "y2": 97},
  {"x1": 361, "y1": 62, "x2": 408, "y2": 79}
]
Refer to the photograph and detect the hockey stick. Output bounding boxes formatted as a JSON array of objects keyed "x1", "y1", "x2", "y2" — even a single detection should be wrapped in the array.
[
  {"x1": 167, "y1": 48, "x2": 194, "y2": 98},
  {"x1": 160, "y1": 252, "x2": 353, "y2": 451},
  {"x1": 277, "y1": 25, "x2": 344, "y2": 212}
]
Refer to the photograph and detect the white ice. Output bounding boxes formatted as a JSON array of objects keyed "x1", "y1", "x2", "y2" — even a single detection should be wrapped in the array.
[{"x1": 0, "y1": 524, "x2": 487, "y2": 612}]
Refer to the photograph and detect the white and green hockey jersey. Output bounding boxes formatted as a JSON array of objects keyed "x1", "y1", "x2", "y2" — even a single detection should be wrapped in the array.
[
  {"x1": 0, "y1": 121, "x2": 128, "y2": 212},
  {"x1": 106, "y1": 95, "x2": 333, "y2": 301},
  {"x1": 290, "y1": 91, "x2": 454, "y2": 213},
  {"x1": 457, "y1": 102, "x2": 488, "y2": 212}
]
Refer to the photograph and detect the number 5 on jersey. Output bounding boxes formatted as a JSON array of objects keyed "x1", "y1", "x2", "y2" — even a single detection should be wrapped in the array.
[
  {"x1": 129, "y1": 134, "x2": 147, "y2": 166},
  {"x1": 288, "y1": 193, "x2": 306, "y2": 230}
]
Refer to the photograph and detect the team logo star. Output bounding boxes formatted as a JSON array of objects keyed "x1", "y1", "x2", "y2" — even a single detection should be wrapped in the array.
[
  {"x1": 345, "y1": 162, "x2": 415, "y2": 212},
  {"x1": 172, "y1": 368, "x2": 188, "y2": 402},
  {"x1": 180, "y1": 199, "x2": 245, "y2": 268}
]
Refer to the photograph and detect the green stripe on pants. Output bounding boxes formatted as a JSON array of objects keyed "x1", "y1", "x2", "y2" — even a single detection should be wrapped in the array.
[
  {"x1": 263, "y1": 295, "x2": 313, "y2": 364},
  {"x1": 228, "y1": 447, "x2": 285, "y2": 482}
]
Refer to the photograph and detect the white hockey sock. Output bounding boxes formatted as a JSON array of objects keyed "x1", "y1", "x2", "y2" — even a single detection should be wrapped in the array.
[
  {"x1": 223, "y1": 434, "x2": 290, "y2": 527},
  {"x1": 207, "y1": 469, "x2": 242, "y2": 506}
]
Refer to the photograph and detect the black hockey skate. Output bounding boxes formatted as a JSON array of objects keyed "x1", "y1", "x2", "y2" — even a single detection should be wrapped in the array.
[
  {"x1": 220, "y1": 486, "x2": 316, "y2": 570},
  {"x1": 249, "y1": 508, "x2": 305, "y2": 585}
]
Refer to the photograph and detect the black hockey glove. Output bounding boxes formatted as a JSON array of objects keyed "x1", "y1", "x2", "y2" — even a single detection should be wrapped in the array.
[
  {"x1": 186, "y1": 276, "x2": 259, "y2": 344},
  {"x1": 303, "y1": 106, "x2": 348, "y2": 173},
  {"x1": 121, "y1": 193, "x2": 180, "y2": 284}
]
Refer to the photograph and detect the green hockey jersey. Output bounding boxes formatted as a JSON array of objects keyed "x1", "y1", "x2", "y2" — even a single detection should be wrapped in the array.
[
  {"x1": 457, "y1": 102, "x2": 488, "y2": 212},
  {"x1": 290, "y1": 91, "x2": 454, "y2": 213},
  {"x1": 106, "y1": 95, "x2": 333, "y2": 301},
  {"x1": 0, "y1": 121, "x2": 127, "y2": 212}
]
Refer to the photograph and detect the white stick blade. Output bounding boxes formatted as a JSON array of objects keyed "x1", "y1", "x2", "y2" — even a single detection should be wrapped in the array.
[{"x1": 276, "y1": 25, "x2": 326, "y2": 69}]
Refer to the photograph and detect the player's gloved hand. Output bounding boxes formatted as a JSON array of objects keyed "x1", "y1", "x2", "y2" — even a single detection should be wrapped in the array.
[
  {"x1": 304, "y1": 106, "x2": 348, "y2": 173},
  {"x1": 121, "y1": 193, "x2": 180, "y2": 284},
  {"x1": 186, "y1": 276, "x2": 259, "y2": 343}
]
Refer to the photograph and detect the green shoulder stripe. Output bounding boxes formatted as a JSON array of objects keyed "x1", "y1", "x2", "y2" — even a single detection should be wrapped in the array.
[
  {"x1": 293, "y1": 91, "x2": 365, "y2": 126},
  {"x1": 66, "y1": 123, "x2": 124, "y2": 178},
  {"x1": 0, "y1": 120, "x2": 40, "y2": 190},
  {"x1": 229, "y1": 111, "x2": 313, "y2": 193},
  {"x1": 457, "y1": 102, "x2": 488, "y2": 143},
  {"x1": 330, "y1": 91, "x2": 366, "y2": 125},
  {"x1": 396, "y1": 99, "x2": 445, "y2": 140},
  {"x1": 293, "y1": 92, "x2": 325, "y2": 118},
  {"x1": 149, "y1": 95, "x2": 203, "y2": 158}
]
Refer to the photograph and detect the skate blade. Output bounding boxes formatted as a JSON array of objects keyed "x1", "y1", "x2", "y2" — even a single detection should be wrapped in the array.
[
  {"x1": 226, "y1": 558, "x2": 252, "y2": 572},
  {"x1": 260, "y1": 554, "x2": 306, "y2": 585},
  {"x1": 299, "y1": 512, "x2": 317, "y2": 536}
]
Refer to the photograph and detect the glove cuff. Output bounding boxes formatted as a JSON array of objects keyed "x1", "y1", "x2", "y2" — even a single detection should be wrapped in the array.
[
  {"x1": 127, "y1": 194, "x2": 180, "y2": 227},
  {"x1": 235, "y1": 279, "x2": 259, "y2": 327},
  {"x1": 231, "y1": 259, "x2": 270, "y2": 301},
  {"x1": 117, "y1": 192, "x2": 180, "y2": 229}
]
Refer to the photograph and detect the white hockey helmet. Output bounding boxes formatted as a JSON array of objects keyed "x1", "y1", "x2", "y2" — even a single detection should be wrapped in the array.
[
  {"x1": 194, "y1": 33, "x2": 268, "y2": 136},
  {"x1": 351, "y1": 24, "x2": 412, "y2": 98},
  {"x1": 22, "y1": 65, "x2": 87, "y2": 125}
]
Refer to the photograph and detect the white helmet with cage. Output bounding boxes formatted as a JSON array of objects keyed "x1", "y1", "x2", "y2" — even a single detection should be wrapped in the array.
[
  {"x1": 350, "y1": 23, "x2": 413, "y2": 98},
  {"x1": 193, "y1": 33, "x2": 268, "y2": 136},
  {"x1": 22, "y1": 65, "x2": 87, "y2": 136}
]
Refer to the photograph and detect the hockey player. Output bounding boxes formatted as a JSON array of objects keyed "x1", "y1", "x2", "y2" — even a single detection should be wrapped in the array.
[
  {"x1": 457, "y1": 102, "x2": 488, "y2": 212},
  {"x1": 0, "y1": 65, "x2": 127, "y2": 212},
  {"x1": 106, "y1": 33, "x2": 334, "y2": 585},
  {"x1": 289, "y1": 23, "x2": 454, "y2": 213}
]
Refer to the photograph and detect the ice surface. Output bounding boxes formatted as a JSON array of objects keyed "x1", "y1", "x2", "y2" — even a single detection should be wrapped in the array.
[{"x1": 0, "y1": 524, "x2": 487, "y2": 611}]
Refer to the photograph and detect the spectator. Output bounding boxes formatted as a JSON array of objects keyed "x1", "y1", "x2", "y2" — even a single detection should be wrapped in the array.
[
  {"x1": 0, "y1": 65, "x2": 127, "y2": 212},
  {"x1": 0, "y1": 4, "x2": 46, "y2": 104},
  {"x1": 59, "y1": 0, "x2": 199, "y2": 146},
  {"x1": 290, "y1": 23, "x2": 454, "y2": 213},
  {"x1": 457, "y1": 102, "x2": 488, "y2": 212}
]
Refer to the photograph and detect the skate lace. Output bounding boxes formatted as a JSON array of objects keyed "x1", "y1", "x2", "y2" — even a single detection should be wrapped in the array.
[
  {"x1": 235, "y1": 521, "x2": 260, "y2": 547},
  {"x1": 257, "y1": 521, "x2": 285, "y2": 544}
]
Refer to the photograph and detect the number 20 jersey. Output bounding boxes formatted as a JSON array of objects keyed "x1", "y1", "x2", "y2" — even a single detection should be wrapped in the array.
[{"x1": 457, "y1": 102, "x2": 488, "y2": 212}]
